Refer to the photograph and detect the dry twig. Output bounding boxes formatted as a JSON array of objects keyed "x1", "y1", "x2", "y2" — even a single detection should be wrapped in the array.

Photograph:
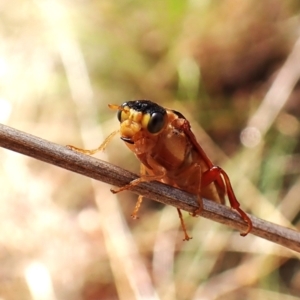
[{"x1": 0, "y1": 123, "x2": 299, "y2": 252}]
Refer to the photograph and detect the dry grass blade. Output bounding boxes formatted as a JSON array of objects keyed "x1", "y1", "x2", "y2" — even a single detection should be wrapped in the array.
[{"x1": 0, "y1": 123, "x2": 300, "y2": 253}]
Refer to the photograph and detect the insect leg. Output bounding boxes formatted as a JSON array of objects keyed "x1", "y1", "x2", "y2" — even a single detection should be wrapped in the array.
[
  {"x1": 110, "y1": 171, "x2": 166, "y2": 194},
  {"x1": 131, "y1": 195, "x2": 143, "y2": 220},
  {"x1": 218, "y1": 169, "x2": 252, "y2": 236},
  {"x1": 201, "y1": 166, "x2": 252, "y2": 236},
  {"x1": 172, "y1": 162, "x2": 203, "y2": 216},
  {"x1": 111, "y1": 156, "x2": 166, "y2": 220},
  {"x1": 131, "y1": 164, "x2": 146, "y2": 219},
  {"x1": 110, "y1": 155, "x2": 166, "y2": 194},
  {"x1": 67, "y1": 130, "x2": 120, "y2": 154},
  {"x1": 177, "y1": 208, "x2": 192, "y2": 241}
]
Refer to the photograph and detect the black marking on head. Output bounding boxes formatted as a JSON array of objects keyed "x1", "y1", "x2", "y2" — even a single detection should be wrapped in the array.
[{"x1": 121, "y1": 100, "x2": 166, "y2": 116}]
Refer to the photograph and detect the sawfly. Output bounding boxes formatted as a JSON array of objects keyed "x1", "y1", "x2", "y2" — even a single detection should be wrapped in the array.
[{"x1": 68, "y1": 100, "x2": 252, "y2": 240}]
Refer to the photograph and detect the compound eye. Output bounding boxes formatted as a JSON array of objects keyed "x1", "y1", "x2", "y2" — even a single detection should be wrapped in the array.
[
  {"x1": 117, "y1": 110, "x2": 122, "y2": 122},
  {"x1": 117, "y1": 104, "x2": 130, "y2": 123},
  {"x1": 147, "y1": 112, "x2": 165, "y2": 134}
]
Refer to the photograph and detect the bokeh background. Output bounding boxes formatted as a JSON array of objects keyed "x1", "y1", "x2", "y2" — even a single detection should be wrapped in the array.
[{"x1": 0, "y1": 1, "x2": 300, "y2": 299}]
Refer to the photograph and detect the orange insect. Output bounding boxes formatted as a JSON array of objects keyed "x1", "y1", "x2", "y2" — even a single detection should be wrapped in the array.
[{"x1": 68, "y1": 100, "x2": 252, "y2": 240}]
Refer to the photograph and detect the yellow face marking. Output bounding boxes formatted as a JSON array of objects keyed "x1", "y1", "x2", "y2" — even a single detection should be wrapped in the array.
[
  {"x1": 119, "y1": 108, "x2": 153, "y2": 132},
  {"x1": 120, "y1": 120, "x2": 142, "y2": 137},
  {"x1": 114, "y1": 103, "x2": 168, "y2": 139},
  {"x1": 141, "y1": 113, "x2": 151, "y2": 131},
  {"x1": 118, "y1": 106, "x2": 130, "y2": 122},
  {"x1": 117, "y1": 108, "x2": 145, "y2": 138},
  {"x1": 131, "y1": 109, "x2": 143, "y2": 123},
  {"x1": 119, "y1": 107, "x2": 144, "y2": 123}
]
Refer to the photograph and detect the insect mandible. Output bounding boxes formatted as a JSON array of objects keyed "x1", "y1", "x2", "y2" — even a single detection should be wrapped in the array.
[{"x1": 68, "y1": 100, "x2": 252, "y2": 240}]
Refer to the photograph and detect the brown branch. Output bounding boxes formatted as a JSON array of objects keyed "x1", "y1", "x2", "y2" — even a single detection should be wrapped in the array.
[{"x1": 0, "y1": 123, "x2": 299, "y2": 252}]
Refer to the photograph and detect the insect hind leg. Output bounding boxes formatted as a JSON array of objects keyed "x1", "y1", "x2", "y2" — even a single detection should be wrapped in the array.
[{"x1": 201, "y1": 166, "x2": 253, "y2": 236}]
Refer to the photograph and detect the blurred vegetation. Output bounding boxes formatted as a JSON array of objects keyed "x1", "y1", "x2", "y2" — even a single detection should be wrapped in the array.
[{"x1": 0, "y1": 0, "x2": 300, "y2": 299}]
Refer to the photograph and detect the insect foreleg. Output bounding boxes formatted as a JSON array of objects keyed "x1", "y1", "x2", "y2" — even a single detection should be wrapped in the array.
[
  {"x1": 111, "y1": 155, "x2": 166, "y2": 194},
  {"x1": 67, "y1": 130, "x2": 119, "y2": 154},
  {"x1": 131, "y1": 164, "x2": 146, "y2": 219},
  {"x1": 111, "y1": 156, "x2": 166, "y2": 221}
]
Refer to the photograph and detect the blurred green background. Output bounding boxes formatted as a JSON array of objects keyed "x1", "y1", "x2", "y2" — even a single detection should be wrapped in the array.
[{"x1": 0, "y1": 0, "x2": 300, "y2": 299}]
